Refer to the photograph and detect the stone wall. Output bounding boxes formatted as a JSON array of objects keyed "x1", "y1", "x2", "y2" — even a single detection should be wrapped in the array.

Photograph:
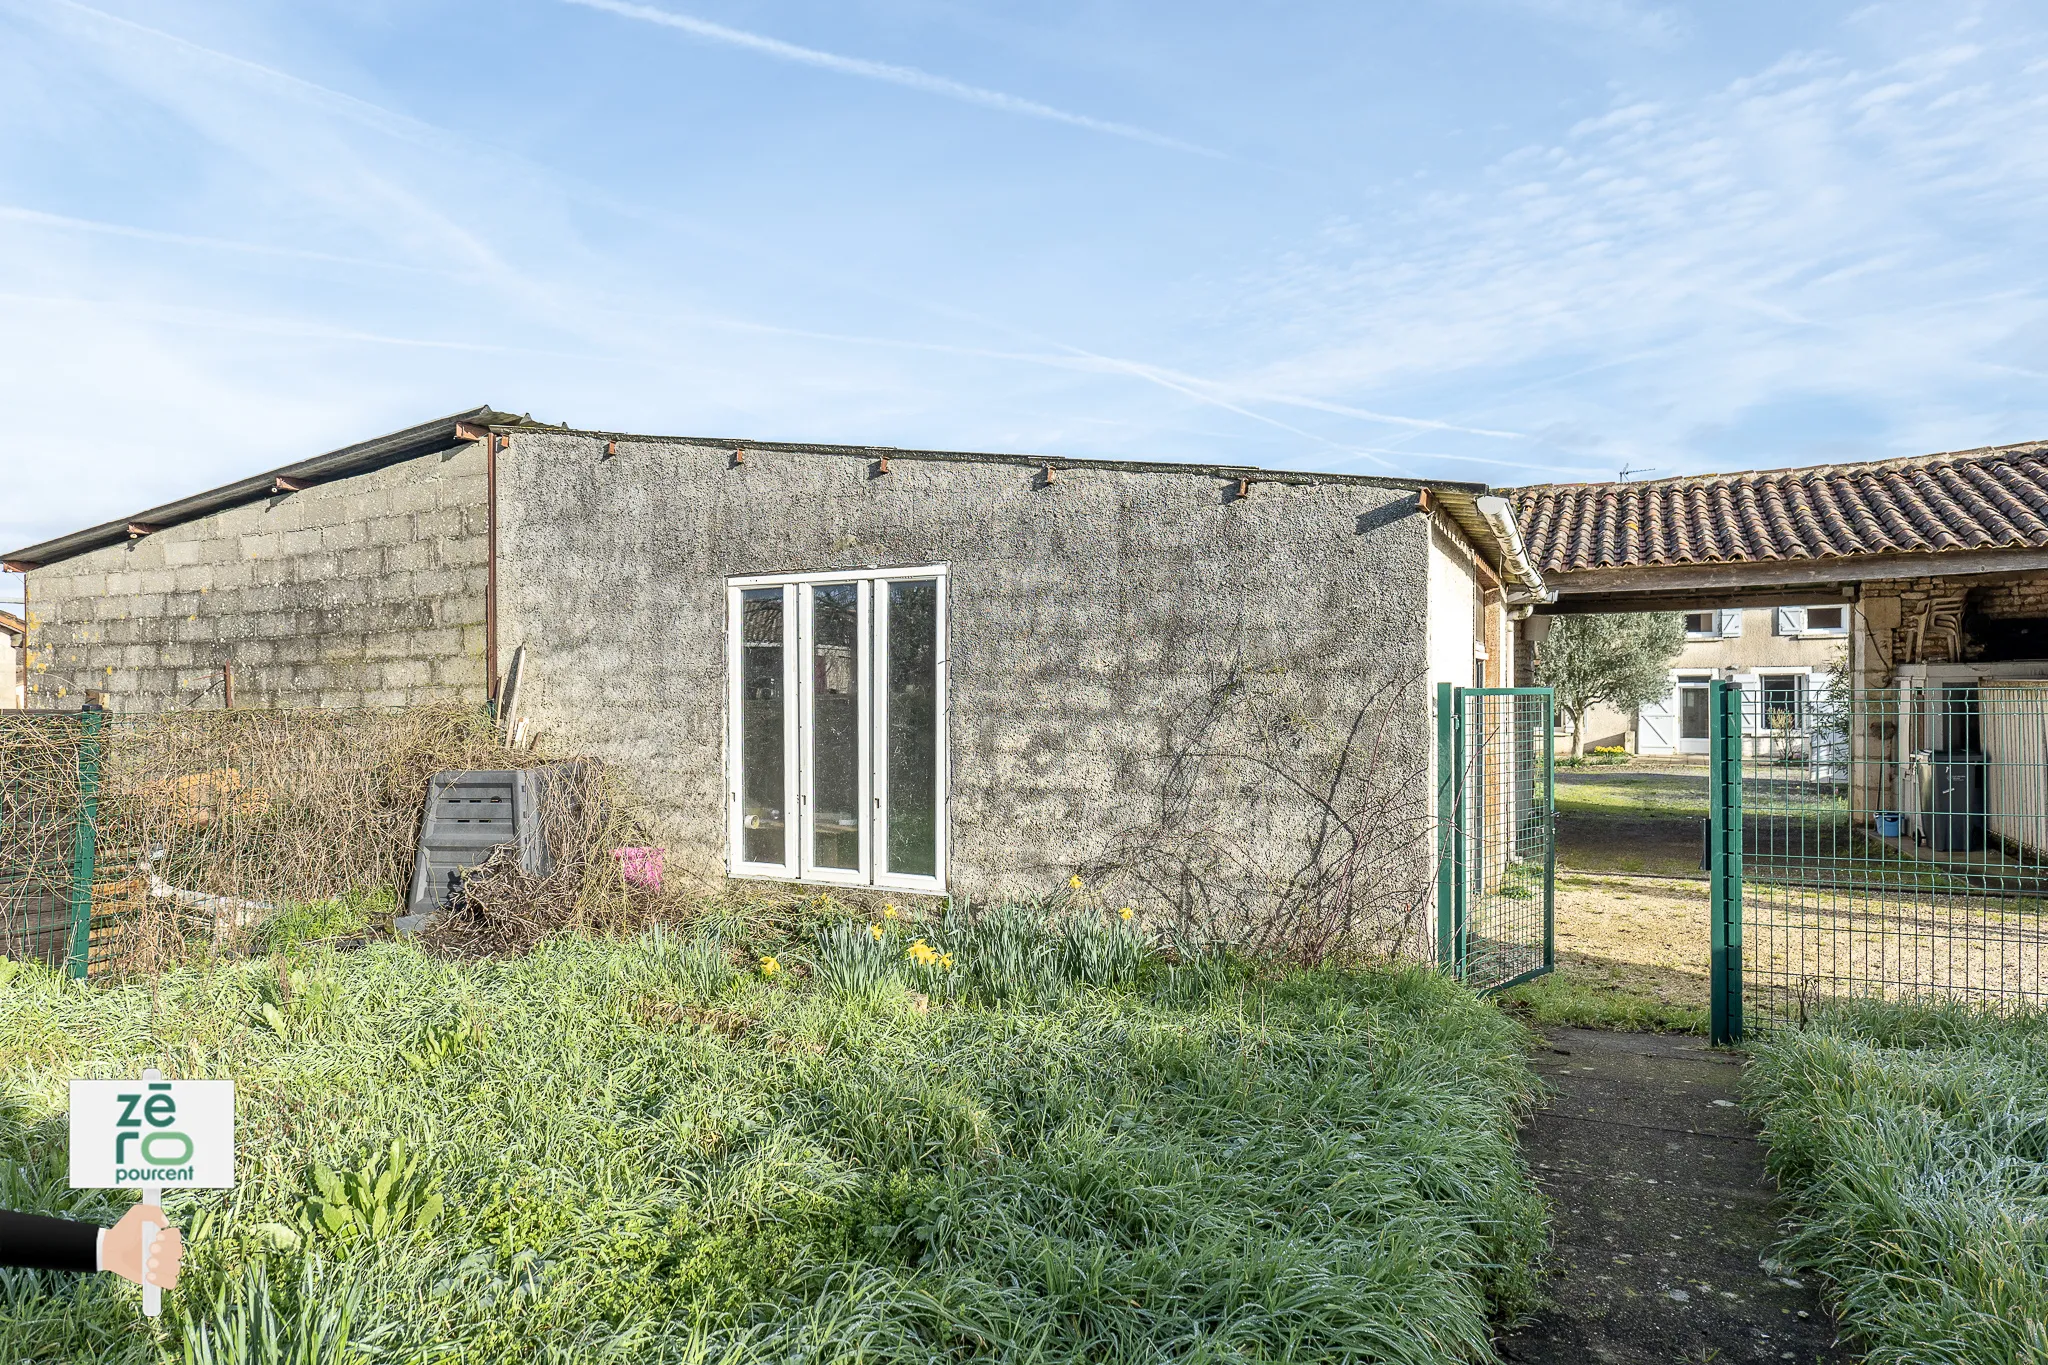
[
  {"x1": 25, "y1": 446, "x2": 488, "y2": 712},
  {"x1": 1857, "y1": 572, "x2": 2048, "y2": 669},
  {"x1": 495, "y1": 431, "x2": 1438, "y2": 941}
]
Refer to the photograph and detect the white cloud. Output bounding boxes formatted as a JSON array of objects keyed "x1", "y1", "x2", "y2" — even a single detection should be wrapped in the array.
[
  {"x1": 557, "y1": 0, "x2": 1223, "y2": 157},
  {"x1": 1224, "y1": 13, "x2": 2048, "y2": 472}
]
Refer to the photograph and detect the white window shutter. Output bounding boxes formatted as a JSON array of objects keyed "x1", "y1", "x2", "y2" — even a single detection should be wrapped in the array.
[
  {"x1": 1720, "y1": 609, "x2": 1743, "y2": 637},
  {"x1": 1775, "y1": 606, "x2": 1805, "y2": 636}
]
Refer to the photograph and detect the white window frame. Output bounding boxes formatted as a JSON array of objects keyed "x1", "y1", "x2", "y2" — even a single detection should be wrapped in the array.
[
  {"x1": 724, "y1": 565, "x2": 949, "y2": 893},
  {"x1": 725, "y1": 583, "x2": 800, "y2": 879},
  {"x1": 1682, "y1": 611, "x2": 1721, "y2": 640},
  {"x1": 1796, "y1": 604, "x2": 1850, "y2": 637},
  {"x1": 1673, "y1": 672, "x2": 1714, "y2": 753}
]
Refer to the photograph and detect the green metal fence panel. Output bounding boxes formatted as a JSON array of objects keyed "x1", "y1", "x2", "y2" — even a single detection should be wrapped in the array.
[
  {"x1": 1708, "y1": 680, "x2": 1744, "y2": 1045},
  {"x1": 66, "y1": 707, "x2": 104, "y2": 979},
  {"x1": 1, "y1": 711, "x2": 93, "y2": 972},
  {"x1": 3, "y1": 703, "x2": 525, "y2": 977},
  {"x1": 1729, "y1": 673, "x2": 2048, "y2": 1032},
  {"x1": 1436, "y1": 681, "x2": 1457, "y2": 973},
  {"x1": 1439, "y1": 685, "x2": 1557, "y2": 992}
]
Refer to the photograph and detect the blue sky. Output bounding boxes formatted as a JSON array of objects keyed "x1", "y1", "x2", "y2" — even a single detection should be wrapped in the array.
[{"x1": 3, "y1": 0, "x2": 2047, "y2": 593}]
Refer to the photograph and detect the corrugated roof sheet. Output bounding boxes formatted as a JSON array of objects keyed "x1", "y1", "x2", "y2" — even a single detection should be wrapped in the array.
[{"x1": 1512, "y1": 440, "x2": 2048, "y2": 574}]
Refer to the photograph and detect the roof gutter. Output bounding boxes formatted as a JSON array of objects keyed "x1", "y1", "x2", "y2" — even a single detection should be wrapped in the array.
[
  {"x1": 2, "y1": 405, "x2": 508, "y2": 572},
  {"x1": 1474, "y1": 494, "x2": 1556, "y2": 611}
]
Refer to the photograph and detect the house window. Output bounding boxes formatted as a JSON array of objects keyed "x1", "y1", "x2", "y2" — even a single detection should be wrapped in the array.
[
  {"x1": 726, "y1": 567, "x2": 947, "y2": 891},
  {"x1": 1803, "y1": 605, "x2": 1847, "y2": 634},
  {"x1": 1760, "y1": 674, "x2": 1803, "y2": 731},
  {"x1": 1684, "y1": 611, "x2": 1720, "y2": 639}
]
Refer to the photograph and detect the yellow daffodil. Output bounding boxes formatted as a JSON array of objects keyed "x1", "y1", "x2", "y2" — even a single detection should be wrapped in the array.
[
  {"x1": 1068, "y1": 874, "x2": 1084, "y2": 890},
  {"x1": 759, "y1": 956, "x2": 780, "y2": 977},
  {"x1": 938, "y1": 953, "x2": 954, "y2": 970},
  {"x1": 883, "y1": 904, "x2": 898, "y2": 919},
  {"x1": 868, "y1": 922, "x2": 884, "y2": 941},
  {"x1": 1118, "y1": 906, "x2": 1135, "y2": 921}
]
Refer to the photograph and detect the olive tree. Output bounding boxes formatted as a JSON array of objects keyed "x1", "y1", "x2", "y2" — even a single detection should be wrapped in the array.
[{"x1": 1535, "y1": 612, "x2": 1687, "y2": 755}]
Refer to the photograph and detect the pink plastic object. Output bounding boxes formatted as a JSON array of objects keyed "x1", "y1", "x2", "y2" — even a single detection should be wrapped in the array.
[{"x1": 612, "y1": 846, "x2": 665, "y2": 889}]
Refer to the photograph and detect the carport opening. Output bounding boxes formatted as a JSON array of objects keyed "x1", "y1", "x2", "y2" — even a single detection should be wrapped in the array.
[{"x1": 1512, "y1": 576, "x2": 2048, "y2": 1035}]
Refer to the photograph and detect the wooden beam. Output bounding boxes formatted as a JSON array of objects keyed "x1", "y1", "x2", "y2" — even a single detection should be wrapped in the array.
[
  {"x1": 1, "y1": 560, "x2": 34, "y2": 573},
  {"x1": 1540, "y1": 585, "x2": 1853, "y2": 615},
  {"x1": 1415, "y1": 488, "x2": 1433, "y2": 514},
  {"x1": 1544, "y1": 546, "x2": 2048, "y2": 597},
  {"x1": 125, "y1": 523, "x2": 155, "y2": 538},
  {"x1": 452, "y1": 421, "x2": 489, "y2": 443},
  {"x1": 273, "y1": 476, "x2": 309, "y2": 494}
]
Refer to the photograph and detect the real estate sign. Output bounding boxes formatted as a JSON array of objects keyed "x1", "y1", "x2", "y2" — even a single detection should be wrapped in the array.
[{"x1": 68, "y1": 1077, "x2": 235, "y2": 1189}]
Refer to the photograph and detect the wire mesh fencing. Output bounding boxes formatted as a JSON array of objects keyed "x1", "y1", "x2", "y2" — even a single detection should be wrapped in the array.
[
  {"x1": 1712, "y1": 676, "x2": 2048, "y2": 1036},
  {"x1": 0, "y1": 705, "x2": 570, "y2": 976},
  {"x1": 1437, "y1": 686, "x2": 1555, "y2": 992}
]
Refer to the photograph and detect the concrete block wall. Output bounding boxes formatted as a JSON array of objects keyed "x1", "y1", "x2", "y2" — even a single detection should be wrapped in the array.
[
  {"x1": 25, "y1": 446, "x2": 488, "y2": 711},
  {"x1": 495, "y1": 431, "x2": 1436, "y2": 926}
]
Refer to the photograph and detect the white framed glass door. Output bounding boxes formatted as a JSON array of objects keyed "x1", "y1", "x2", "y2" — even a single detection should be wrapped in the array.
[
  {"x1": 799, "y1": 579, "x2": 871, "y2": 884},
  {"x1": 726, "y1": 584, "x2": 798, "y2": 877},
  {"x1": 726, "y1": 566, "x2": 948, "y2": 891},
  {"x1": 875, "y1": 575, "x2": 946, "y2": 893}
]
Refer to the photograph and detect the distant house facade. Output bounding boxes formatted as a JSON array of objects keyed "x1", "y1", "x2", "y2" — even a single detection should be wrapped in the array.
[
  {"x1": 1569, "y1": 602, "x2": 1852, "y2": 756},
  {"x1": 0, "y1": 610, "x2": 23, "y2": 710},
  {"x1": 1511, "y1": 443, "x2": 2048, "y2": 827},
  {"x1": 3, "y1": 409, "x2": 1545, "y2": 935}
]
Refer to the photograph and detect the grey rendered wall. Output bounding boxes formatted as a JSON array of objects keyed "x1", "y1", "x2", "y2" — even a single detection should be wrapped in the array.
[
  {"x1": 26, "y1": 446, "x2": 488, "y2": 711},
  {"x1": 497, "y1": 432, "x2": 1436, "y2": 946}
]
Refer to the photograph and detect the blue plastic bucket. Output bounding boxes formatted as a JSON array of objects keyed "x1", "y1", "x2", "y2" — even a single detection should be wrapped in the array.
[{"x1": 1875, "y1": 813, "x2": 1902, "y2": 838}]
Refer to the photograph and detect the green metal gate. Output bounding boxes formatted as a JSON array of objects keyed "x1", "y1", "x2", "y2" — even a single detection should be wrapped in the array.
[
  {"x1": 0, "y1": 706, "x2": 107, "y2": 979},
  {"x1": 1437, "y1": 684, "x2": 1556, "y2": 991},
  {"x1": 1708, "y1": 677, "x2": 2048, "y2": 1044}
]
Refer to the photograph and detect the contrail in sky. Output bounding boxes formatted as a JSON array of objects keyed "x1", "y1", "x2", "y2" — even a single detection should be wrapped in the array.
[{"x1": 559, "y1": 0, "x2": 1223, "y2": 158}]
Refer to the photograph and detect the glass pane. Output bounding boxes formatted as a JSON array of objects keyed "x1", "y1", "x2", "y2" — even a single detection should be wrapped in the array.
[
  {"x1": 1679, "y1": 687, "x2": 1710, "y2": 740},
  {"x1": 1764, "y1": 677, "x2": 1800, "y2": 731},
  {"x1": 811, "y1": 583, "x2": 861, "y2": 871},
  {"x1": 739, "y1": 588, "x2": 787, "y2": 865},
  {"x1": 886, "y1": 580, "x2": 940, "y2": 878}
]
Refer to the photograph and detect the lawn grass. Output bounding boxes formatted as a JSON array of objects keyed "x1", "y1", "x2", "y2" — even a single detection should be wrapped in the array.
[
  {"x1": 0, "y1": 911, "x2": 1546, "y2": 1363},
  {"x1": 1744, "y1": 1001, "x2": 2048, "y2": 1365},
  {"x1": 1495, "y1": 967, "x2": 1708, "y2": 1036},
  {"x1": 1552, "y1": 772, "x2": 1709, "y2": 821}
]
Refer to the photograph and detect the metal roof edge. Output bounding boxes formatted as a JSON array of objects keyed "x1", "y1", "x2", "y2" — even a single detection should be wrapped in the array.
[
  {"x1": 503, "y1": 424, "x2": 1493, "y2": 495},
  {"x1": 3, "y1": 406, "x2": 507, "y2": 570}
]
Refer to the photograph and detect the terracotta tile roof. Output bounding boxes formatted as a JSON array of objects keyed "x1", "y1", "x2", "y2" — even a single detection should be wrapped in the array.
[{"x1": 1511, "y1": 441, "x2": 2048, "y2": 574}]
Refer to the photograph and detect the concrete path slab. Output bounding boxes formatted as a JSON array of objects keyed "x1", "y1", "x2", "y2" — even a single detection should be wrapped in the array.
[{"x1": 1495, "y1": 1027, "x2": 1848, "y2": 1365}]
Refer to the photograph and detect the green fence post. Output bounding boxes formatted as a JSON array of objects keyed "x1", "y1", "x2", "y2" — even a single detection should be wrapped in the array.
[
  {"x1": 1709, "y1": 681, "x2": 1744, "y2": 1045},
  {"x1": 1542, "y1": 691, "x2": 1556, "y2": 973},
  {"x1": 1450, "y1": 688, "x2": 1469, "y2": 978},
  {"x1": 67, "y1": 705, "x2": 105, "y2": 981},
  {"x1": 1436, "y1": 682, "x2": 1456, "y2": 973}
]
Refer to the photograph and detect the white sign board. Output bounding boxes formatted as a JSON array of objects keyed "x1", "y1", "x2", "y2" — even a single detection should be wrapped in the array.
[{"x1": 69, "y1": 1078, "x2": 235, "y2": 1190}]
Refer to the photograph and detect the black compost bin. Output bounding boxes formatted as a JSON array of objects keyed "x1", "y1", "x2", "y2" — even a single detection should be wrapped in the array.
[{"x1": 1926, "y1": 750, "x2": 1986, "y2": 853}]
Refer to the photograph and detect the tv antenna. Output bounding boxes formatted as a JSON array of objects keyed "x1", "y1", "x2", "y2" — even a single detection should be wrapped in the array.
[{"x1": 1617, "y1": 463, "x2": 1660, "y2": 482}]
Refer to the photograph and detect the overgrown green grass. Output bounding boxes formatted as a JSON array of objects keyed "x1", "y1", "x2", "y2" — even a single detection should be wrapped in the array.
[
  {"x1": 0, "y1": 911, "x2": 1546, "y2": 1363},
  {"x1": 1744, "y1": 1001, "x2": 2048, "y2": 1365},
  {"x1": 254, "y1": 890, "x2": 396, "y2": 955}
]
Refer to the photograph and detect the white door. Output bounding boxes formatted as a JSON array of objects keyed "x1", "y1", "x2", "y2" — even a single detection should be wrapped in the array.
[
  {"x1": 1638, "y1": 686, "x2": 1678, "y2": 754},
  {"x1": 1676, "y1": 681, "x2": 1712, "y2": 755}
]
